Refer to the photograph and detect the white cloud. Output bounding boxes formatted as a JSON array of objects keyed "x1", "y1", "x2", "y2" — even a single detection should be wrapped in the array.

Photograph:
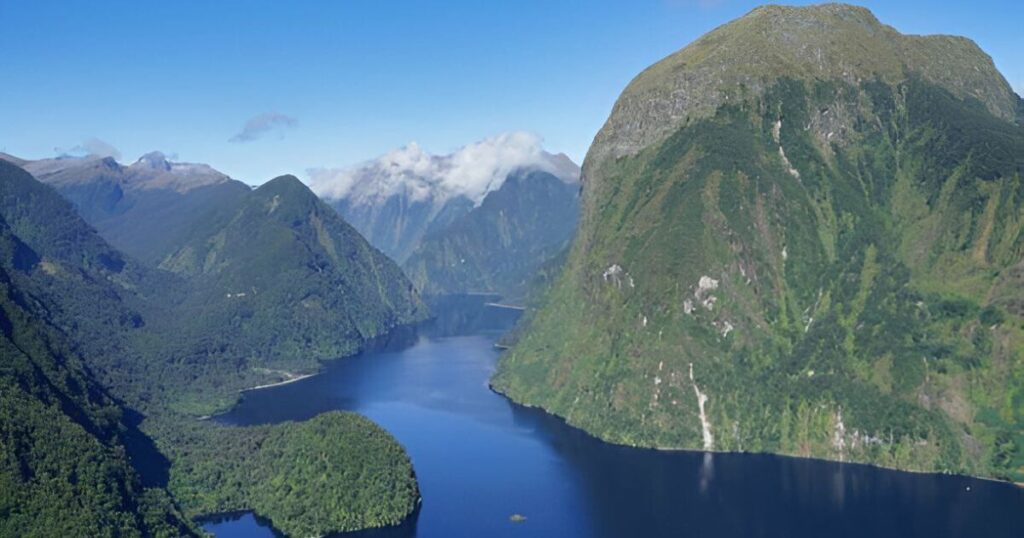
[
  {"x1": 229, "y1": 112, "x2": 298, "y2": 143},
  {"x1": 55, "y1": 137, "x2": 121, "y2": 160},
  {"x1": 307, "y1": 131, "x2": 573, "y2": 205}
]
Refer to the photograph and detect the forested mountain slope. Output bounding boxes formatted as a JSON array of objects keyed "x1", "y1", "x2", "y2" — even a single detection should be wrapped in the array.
[
  {"x1": 494, "y1": 4, "x2": 1024, "y2": 482},
  {"x1": 0, "y1": 206, "x2": 198, "y2": 536},
  {"x1": 1, "y1": 158, "x2": 426, "y2": 414},
  {"x1": 159, "y1": 174, "x2": 427, "y2": 383}
]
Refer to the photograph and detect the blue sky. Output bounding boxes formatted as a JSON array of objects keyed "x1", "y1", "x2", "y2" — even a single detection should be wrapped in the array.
[{"x1": 1, "y1": 0, "x2": 1021, "y2": 184}]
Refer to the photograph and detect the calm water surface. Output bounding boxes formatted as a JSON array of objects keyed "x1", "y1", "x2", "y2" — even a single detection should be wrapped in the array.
[{"x1": 202, "y1": 305, "x2": 1023, "y2": 538}]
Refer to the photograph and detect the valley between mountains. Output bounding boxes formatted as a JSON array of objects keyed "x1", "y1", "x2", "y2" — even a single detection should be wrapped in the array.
[
  {"x1": 1, "y1": 3, "x2": 1022, "y2": 537},
  {"x1": 0, "y1": 130, "x2": 581, "y2": 536}
]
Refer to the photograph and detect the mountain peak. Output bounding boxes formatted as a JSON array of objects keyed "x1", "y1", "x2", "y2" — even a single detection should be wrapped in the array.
[
  {"x1": 497, "y1": 2, "x2": 1024, "y2": 483},
  {"x1": 0, "y1": 152, "x2": 27, "y2": 167},
  {"x1": 588, "y1": 3, "x2": 1018, "y2": 169},
  {"x1": 135, "y1": 151, "x2": 171, "y2": 171},
  {"x1": 748, "y1": 2, "x2": 878, "y2": 24},
  {"x1": 541, "y1": 151, "x2": 581, "y2": 183},
  {"x1": 253, "y1": 174, "x2": 321, "y2": 209},
  {"x1": 124, "y1": 152, "x2": 232, "y2": 192},
  {"x1": 258, "y1": 174, "x2": 307, "y2": 192}
]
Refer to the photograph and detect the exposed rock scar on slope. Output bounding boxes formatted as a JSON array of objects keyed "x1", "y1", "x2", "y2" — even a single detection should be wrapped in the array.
[
  {"x1": 602, "y1": 263, "x2": 635, "y2": 289},
  {"x1": 689, "y1": 362, "x2": 714, "y2": 451},
  {"x1": 686, "y1": 275, "x2": 719, "y2": 314},
  {"x1": 773, "y1": 120, "x2": 801, "y2": 180}
]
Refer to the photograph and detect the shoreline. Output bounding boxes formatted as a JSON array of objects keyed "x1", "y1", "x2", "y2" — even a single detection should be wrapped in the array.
[
  {"x1": 241, "y1": 372, "x2": 318, "y2": 393},
  {"x1": 199, "y1": 320, "x2": 426, "y2": 421},
  {"x1": 196, "y1": 320, "x2": 423, "y2": 421},
  {"x1": 197, "y1": 496, "x2": 423, "y2": 536},
  {"x1": 197, "y1": 372, "x2": 322, "y2": 421},
  {"x1": 487, "y1": 381, "x2": 1024, "y2": 490}
]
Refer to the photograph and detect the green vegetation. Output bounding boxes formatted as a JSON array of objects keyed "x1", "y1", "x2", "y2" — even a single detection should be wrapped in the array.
[
  {"x1": 495, "y1": 4, "x2": 1024, "y2": 483},
  {"x1": 0, "y1": 164, "x2": 426, "y2": 416},
  {"x1": 1, "y1": 156, "x2": 428, "y2": 415},
  {"x1": 146, "y1": 174, "x2": 427, "y2": 414},
  {"x1": 403, "y1": 170, "x2": 579, "y2": 302},
  {"x1": 161, "y1": 175, "x2": 426, "y2": 373},
  {"x1": 157, "y1": 413, "x2": 419, "y2": 536},
  {"x1": 588, "y1": 3, "x2": 1018, "y2": 174},
  {"x1": 0, "y1": 219, "x2": 198, "y2": 537},
  {"x1": 0, "y1": 160, "x2": 424, "y2": 535}
]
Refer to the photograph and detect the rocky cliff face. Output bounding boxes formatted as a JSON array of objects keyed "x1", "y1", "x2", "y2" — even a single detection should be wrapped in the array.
[
  {"x1": 494, "y1": 4, "x2": 1024, "y2": 482},
  {"x1": 402, "y1": 169, "x2": 579, "y2": 301},
  {"x1": 329, "y1": 188, "x2": 474, "y2": 265}
]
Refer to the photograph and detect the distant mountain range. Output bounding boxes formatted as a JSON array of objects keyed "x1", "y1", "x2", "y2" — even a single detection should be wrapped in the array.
[
  {"x1": 2, "y1": 151, "x2": 252, "y2": 265},
  {"x1": 6, "y1": 137, "x2": 582, "y2": 303},
  {"x1": 0, "y1": 135, "x2": 575, "y2": 532},
  {"x1": 311, "y1": 133, "x2": 581, "y2": 300}
]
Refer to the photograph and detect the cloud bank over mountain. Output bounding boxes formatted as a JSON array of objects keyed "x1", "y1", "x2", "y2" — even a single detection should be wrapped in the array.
[
  {"x1": 54, "y1": 137, "x2": 122, "y2": 160},
  {"x1": 307, "y1": 131, "x2": 578, "y2": 205}
]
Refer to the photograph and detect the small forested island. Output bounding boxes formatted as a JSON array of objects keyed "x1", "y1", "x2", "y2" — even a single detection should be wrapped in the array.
[{"x1": 160, "y1": 413, "x2": 419, "y2": 537}]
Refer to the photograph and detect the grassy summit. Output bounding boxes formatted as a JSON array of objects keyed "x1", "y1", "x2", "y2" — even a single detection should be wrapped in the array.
[
  {"x1": 589, "y1": 3, "x2": 1018, "y2": 171},
  {"x1": 495, "y1": 3, "x2": 1024, "y2": 482}
]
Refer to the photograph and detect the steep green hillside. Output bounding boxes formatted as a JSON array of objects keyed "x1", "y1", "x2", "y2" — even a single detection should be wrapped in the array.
[
  {"x1": 0, "y1": 217, "x2": 198, "y2": 537},
  {"x1": 494, "y1": 4, "x2": 1024, "y2": 482},
  {"x1": 0, "y1": 159, "x2": 174, "y2": 402},
  {"x1": 0, "y1": 158, "x2": 236, "y2": 414},
  {"x1": 159, "y1": 175, "x2": 427, "y2": 389},
  {"x1": 403, "y1": 170, "x2": 579, "y2": 301}
]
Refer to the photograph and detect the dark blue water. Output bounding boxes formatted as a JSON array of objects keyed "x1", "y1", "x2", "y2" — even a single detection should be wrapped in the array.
[{"x1": 202, "y1": 307, "x2": 1024, "y2": 538}]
